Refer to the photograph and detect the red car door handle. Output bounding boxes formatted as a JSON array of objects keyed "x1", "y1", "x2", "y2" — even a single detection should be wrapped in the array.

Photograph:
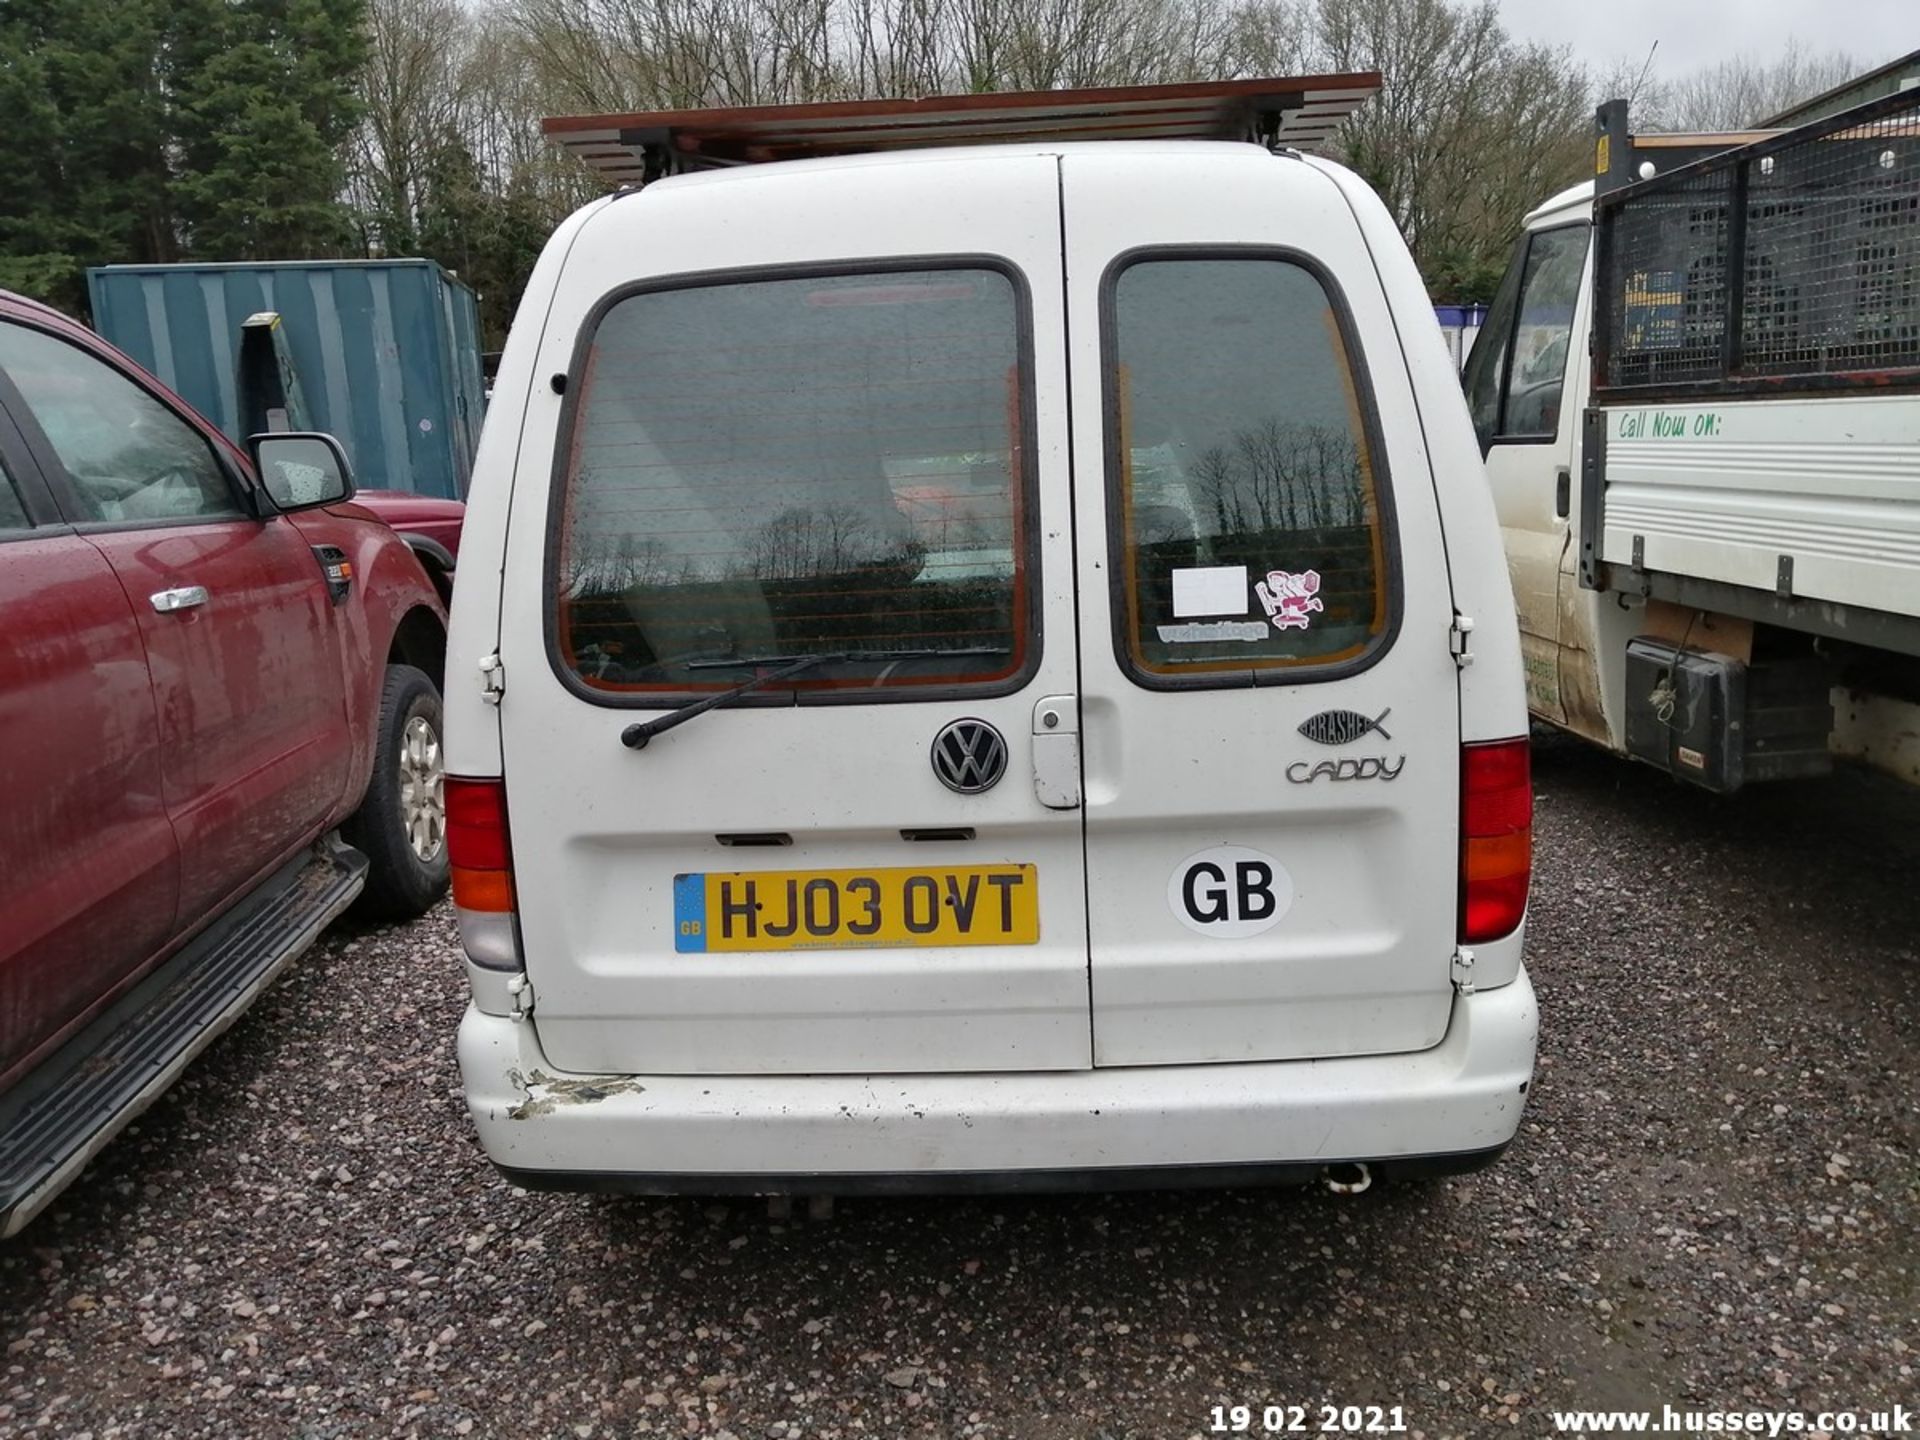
[{"x1": 149, "y1": 586, "x2": 209, "y2": 613}]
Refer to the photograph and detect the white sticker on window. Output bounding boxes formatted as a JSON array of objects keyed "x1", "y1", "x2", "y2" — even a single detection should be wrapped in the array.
[
  {"x1": 1156, "y1": 621, "x2": 1269, "y2": 644},
  {"x1": 1171, "y1": 565, "x2": 1249, "y2": 618}
]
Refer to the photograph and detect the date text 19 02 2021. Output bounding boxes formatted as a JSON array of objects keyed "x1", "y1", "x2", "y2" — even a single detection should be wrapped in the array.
[
  {"x1": 672, "y1": 864, "x2": 1040, "y2": 953},
  {"x1": 1211, "y1": 1406, "x2": 1409, "y2": 1435}
]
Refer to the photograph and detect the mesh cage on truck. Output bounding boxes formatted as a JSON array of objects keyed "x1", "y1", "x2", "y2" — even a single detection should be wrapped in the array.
[{"x1": 1592, "y1": 84, "x2": 1920, "y2": 399}]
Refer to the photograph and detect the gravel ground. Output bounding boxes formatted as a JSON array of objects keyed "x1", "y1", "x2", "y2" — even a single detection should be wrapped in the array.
[{"x1": 2, "y1": 739, "x2": 1916, "y2": 1439}]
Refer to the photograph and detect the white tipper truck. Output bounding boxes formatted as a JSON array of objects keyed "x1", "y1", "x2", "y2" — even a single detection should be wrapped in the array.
[{"x1": 1465, "y1": 87, "x2": 1920, "y2": 790}]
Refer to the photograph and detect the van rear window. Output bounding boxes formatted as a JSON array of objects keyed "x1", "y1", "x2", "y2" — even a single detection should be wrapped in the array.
[
  {"x1": 553, "y1": 266, "x2": 1033, "y2": 698},
  {"x1": 1106, "y1": 257, "x2": 1393, "y2": 685}
]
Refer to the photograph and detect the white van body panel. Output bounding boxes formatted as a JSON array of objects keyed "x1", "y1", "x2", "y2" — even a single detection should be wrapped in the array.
[
  {"x1": 459, "y1": 969, "x2": 1536, "y2": 1179},
  {"x1": 1529, "y1": 183, "x2": 1595, "y2": 226},
  {"x1": 1600, "y1": 396, "x2": 1920, "y2": 617},
  {"x1": 493, "y1": 154, "x2": 1094, "y2": 1076},
  {"x1": 451, "y1": 139, "x2": 1534, "y2": 1184},
  {"x1": 1474, "y1": 215, "x2": 1590, "y2": 732},
  {"x1": 1309, "y1": 160, "x2": 1531, "y2": 994},
  {"x1": 1474, "y1": 183, "x2": 1630, "y2": 753},
  {"x1": 1058, "y1": 148, "x2": 1464, "y2": 1065},
  {"x1": 443, "y1": 195, "x2": 612, "y2": 785},
  {"x1": 1309, "y1": 159, "x2": 1530, "y2": 748}
]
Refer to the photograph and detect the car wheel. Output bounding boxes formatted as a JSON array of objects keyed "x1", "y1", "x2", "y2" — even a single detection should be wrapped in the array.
[
  {"x1": 421, "y1": 556, "x2": 454, "y2": 608},
  {"x1": 343, "y1": 665, "x2": 451, "y2": 920}
]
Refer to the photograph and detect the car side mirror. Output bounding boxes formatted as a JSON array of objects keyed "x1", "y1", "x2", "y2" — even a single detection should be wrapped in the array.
[{"x1": 249, "y1": 431, "x2": 355, "y2": 512}]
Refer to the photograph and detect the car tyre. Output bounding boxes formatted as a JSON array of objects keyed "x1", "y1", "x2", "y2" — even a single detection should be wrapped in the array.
[
  {"x1": 344, "y1": 665, "x2": 450, "y2": 920},
  {"x1": 417, "y1": 553, "x2": 454, "y2": 608}
]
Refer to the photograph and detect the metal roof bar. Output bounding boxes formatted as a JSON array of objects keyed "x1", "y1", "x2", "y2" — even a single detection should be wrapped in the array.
[{"x1": 545, "y1": 74, "x2": 1382, "y2": 185}]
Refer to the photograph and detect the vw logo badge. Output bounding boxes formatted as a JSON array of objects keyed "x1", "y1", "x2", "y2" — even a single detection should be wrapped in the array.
[{"x1": 931, "y1": 719, "x2": 1008, "y2": 794}]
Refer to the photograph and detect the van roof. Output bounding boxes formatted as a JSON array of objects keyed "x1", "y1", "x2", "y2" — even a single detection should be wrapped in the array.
[
  {"x1": 545, "y1": 74, "x2": 1381, "y2": 187},
  {"x1": 623, "y1": 137, "x2": 1308, "y2": 193},
  {"x1": 1524, "y1": 180, "x2": 1595, "y2": 227},
  {"x1": 559, "y1": 141, "x2": 1357, "y2": 244}
]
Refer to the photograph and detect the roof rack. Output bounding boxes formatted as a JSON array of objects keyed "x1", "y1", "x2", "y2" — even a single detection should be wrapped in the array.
[{"x1": 544, "y1": 73, "x2": 1382, "y2": 186}]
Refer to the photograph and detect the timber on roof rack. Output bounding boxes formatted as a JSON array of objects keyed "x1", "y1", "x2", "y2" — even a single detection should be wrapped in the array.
[{"x1": 543, "y1": 73, "x2": 1382, "y2": 186}]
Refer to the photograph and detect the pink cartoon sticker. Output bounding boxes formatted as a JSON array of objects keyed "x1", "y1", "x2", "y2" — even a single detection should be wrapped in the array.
[{"x1": 1255, "y1": 569, "x2": 1323, "y2": 631}]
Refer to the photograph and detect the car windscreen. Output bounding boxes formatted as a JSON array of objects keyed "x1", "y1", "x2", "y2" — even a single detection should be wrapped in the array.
[{"x1": 551, "y1": 266, "x2": 1034, "y2": 698}]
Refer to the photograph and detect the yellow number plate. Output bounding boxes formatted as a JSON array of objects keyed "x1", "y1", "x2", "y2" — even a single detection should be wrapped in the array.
[{"x1": 673, "y1": 865, "x2": 1039, "y2": 952}]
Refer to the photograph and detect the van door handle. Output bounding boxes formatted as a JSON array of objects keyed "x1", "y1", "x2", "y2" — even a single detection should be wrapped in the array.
[
  {"x1": 150, "y1": 585, "x2": 209, "y2": 613},
  {"x1": 1031, "y1": 694, "x2": 1081, "y2": 810},
  {"x1": 1554, "y1": 467, "x2": 1572, "y2": 520}
]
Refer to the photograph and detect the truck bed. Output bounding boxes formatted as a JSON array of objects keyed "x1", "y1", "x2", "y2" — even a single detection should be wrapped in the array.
[
  {"x1": 1584, "y1": 83, "x2": 1920, "y2": 643},
  {"x1": 1594, "y1": 393, "x2": 1920, "y2": 621}
]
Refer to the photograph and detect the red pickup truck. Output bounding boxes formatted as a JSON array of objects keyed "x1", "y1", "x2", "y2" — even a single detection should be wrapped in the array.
[
  {"x1": 0, "y1": 290, "x2": 453, "y2": 1235},
  {"x1": 358, "y1": 487, "x2": 465, "y2": 605}
]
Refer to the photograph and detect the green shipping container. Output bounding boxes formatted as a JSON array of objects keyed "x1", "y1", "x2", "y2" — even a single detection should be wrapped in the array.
[{"x1": 86, "y1": 258, "x2": 486, "y2": 500}]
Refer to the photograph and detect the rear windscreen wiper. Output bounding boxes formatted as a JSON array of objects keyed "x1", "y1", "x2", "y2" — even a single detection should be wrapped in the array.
[
  {"x1": 621, "y1": 652, "x2": 839, "y2": 749},
  {"x1": 620, "y1": 646, "x2": 1008, "y2": 750}
]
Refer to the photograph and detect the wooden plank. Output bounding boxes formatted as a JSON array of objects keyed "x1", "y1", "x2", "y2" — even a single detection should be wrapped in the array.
[{"x1": 542, "y1": 73, "x2": 1380, "y2": 138}]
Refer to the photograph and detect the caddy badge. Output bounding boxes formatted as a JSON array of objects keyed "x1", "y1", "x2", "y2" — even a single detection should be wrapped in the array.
[{"x1": 1286, "y1": 756, "x2": 1406, "y2": 783}]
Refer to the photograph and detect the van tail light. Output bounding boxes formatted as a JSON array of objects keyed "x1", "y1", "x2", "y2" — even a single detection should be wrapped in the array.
[
  {"x1": 448, "y1": 776, "x2": 520, "y2": 970},
  {"x1": 1460, "y1": 738, "x2": 1532, "y2": 945}
]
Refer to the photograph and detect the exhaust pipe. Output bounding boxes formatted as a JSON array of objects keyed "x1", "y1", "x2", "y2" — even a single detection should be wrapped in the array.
[{"x1": 1321, "y1": 1162, "x2": 1372, "y2": 1195}]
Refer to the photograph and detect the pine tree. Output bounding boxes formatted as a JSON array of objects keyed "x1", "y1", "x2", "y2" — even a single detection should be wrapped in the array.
[
  {"x1": 164, "y1": 0, "x2": 369, "y2": 259},
  {"x1": 0, "y1": 0, "x2": 171, "y2": 313},
  {"x1": 414, "y1": 140, "x2": 557, "y2": 344}
]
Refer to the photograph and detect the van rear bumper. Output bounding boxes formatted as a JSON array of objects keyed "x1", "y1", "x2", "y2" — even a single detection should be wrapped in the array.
[{"x1": 457, "y1": 968, "x2": 1536, "y2": 1192}]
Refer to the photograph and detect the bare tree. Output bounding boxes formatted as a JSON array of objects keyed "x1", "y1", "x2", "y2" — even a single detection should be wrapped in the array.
[
  {"x1": 1657, "y1": 45, "x2": 1865, "y2": 131},
  {"x1": 1192, "y1": 419, "x2": 1367, "y2": 535},
  {"x1": 509, "y1": 0, "x2": 845, "y2": 110},
  {"x1": 1225, "y1": 0, "x2": 1317, "y2": 78},
  {"x1": 458, "y1": 4, "x2": 602, "y2": 213},
  {"x1": 748, "y1": 504, "x2": 866, "y2": 579},
  {"x1": 1312, "y1": 0, "x2": 1587, "y2": 290},
  {"x1": 1436, "y1": 39, "x2": 1590, "y2": 277},
  {"x1": 368, "y1": 0, "x2": 1890, "y2": 317},
  {"x1": 353, "y1": 0, "x2": 472, "y2": 251},
  {"x1": 839, "y1": 0, "x2": 952, "y2": 95}
]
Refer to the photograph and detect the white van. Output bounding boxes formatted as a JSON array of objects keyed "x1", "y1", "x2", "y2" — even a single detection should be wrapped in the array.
[{"x1": 445, "y1": 79, "x2": 1538, "y2": 1195}]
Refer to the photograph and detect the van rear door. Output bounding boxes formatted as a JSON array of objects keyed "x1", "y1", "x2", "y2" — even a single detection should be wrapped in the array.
[
  {"x1": 1062, "y1": 148, "x2": 1462, "y2": 1066},
  {"x1": 494, "y1": 157, "x2": 1090, "y2": 1075}
]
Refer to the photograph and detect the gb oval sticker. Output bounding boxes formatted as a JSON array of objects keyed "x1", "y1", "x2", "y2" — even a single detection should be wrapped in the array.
[{"x1": 1168, "y1": 845, "x2": 1294, "y2": 939}]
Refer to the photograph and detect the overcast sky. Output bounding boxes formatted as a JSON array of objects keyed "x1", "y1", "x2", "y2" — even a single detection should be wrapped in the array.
[{"x1": 1493, "y1": 0, "x2": 1916, "y2": 79}]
